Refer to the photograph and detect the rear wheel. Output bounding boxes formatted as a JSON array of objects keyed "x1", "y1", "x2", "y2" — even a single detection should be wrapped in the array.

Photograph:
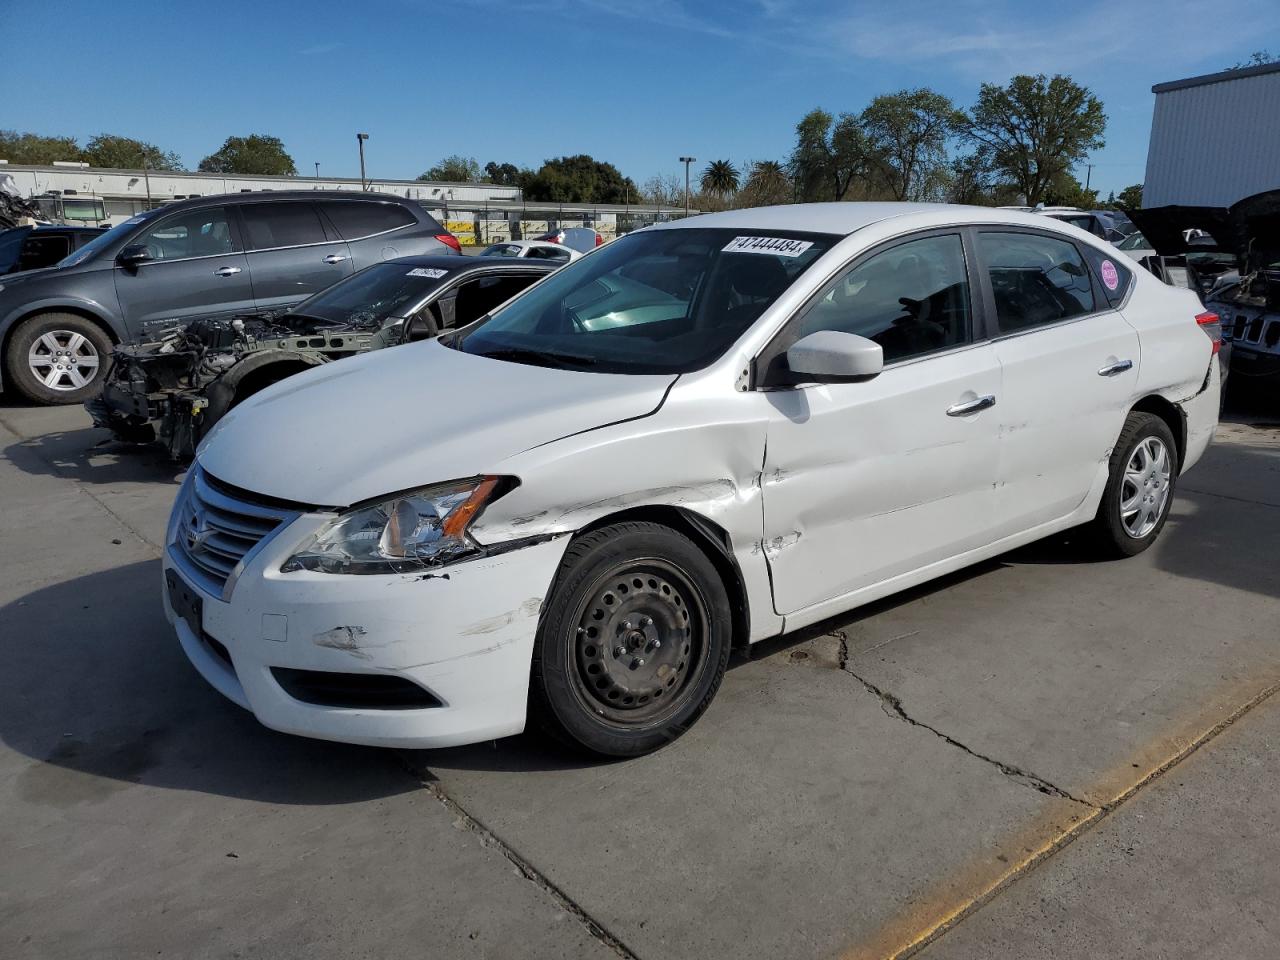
[
  {"x1": 530, "y1": 522, "x2": 732, "y2": 757},
  {"x1": 5, "y1": 312, "x2": 111, "y2": 404},
  {"x1": 1090, "y1": 412, "x2": 1178, "y2": 557}
]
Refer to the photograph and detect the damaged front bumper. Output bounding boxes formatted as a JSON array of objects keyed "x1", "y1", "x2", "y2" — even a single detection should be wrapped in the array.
[{"x1": 163, "y1": 500, "x2": 570, "y2": 749}]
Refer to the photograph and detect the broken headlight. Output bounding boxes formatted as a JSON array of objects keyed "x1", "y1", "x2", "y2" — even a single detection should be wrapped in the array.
[{"x1": 281, "y1": 477, "x2": 500, "y2": 575}]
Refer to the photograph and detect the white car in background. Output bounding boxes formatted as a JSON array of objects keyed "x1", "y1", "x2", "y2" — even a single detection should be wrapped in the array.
[
  {"x1": 166, "y1": 203, "x2": 1220, "y2": 758},
  {"x1": 479, "y1": 240, "x2": 582, "y2": 263}
]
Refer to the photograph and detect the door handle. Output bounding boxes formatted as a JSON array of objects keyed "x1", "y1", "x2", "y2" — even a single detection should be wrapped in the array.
[
  {"x1": 323, "y1": 254, "x2": 349, "y2": 264},
  {"x1": 946, "y1": 394, "x2": 997, "y2": 416},
  {"x1": 213, "y1": 266, "x2": 242, "y2": 277},
  {"x1": 1097, "y1": 359, "x2": 1134, "y2": 376}
]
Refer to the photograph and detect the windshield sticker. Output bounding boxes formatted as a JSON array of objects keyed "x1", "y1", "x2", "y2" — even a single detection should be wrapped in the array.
[
  {"x1": 722, "y1": 236, "x2": 814, "y2": 258},
  {"x1": 1100, "y1": 259, "x2": 1120, "y2": 290},
  {"x1": 407, "y1": 267, "x2": 448, "y2": 279}
]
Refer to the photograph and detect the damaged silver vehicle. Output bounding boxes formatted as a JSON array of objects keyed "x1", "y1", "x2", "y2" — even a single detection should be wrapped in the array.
[{"x1": 87, "y1": 256, "x2": 557, "y2": 457}]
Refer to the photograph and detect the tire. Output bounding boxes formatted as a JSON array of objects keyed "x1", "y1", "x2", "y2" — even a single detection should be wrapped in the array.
[
  {"x1": 530, "y1": 521, "x2": 733, "y2": 757},
  {"x1": 5, "y1": 312, "x2": 112, "y2": 405},
  {"x1": 1090, "y1": 412, "x2": 1178, "y2": 557}
]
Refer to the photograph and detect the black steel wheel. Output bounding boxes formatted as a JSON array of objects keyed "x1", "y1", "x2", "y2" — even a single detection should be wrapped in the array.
[{"x1": 531, "y1": 521, "x2": 732, "y2": 757}]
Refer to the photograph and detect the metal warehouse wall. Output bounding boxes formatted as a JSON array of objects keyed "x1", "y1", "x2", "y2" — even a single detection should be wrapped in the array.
[{"x1": 1143, "y1": 64, "x2": 1280, "y2": 207}]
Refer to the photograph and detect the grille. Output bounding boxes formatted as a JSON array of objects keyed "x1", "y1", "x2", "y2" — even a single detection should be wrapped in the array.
[
  {"x1": 1247, "y1": 316, "x2": 1265, "y2": 342},
  {"x1": 172, "y1": 467, "x2": 295, "y2": 599}
]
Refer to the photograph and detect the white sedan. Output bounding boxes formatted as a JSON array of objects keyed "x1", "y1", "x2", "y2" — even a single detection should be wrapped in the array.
[
  {"x1": 479, "y1": 240, "x2": 581, "y2": 263},
  {"x1": 169, "y1": 203, "x2": 1220, "y2": 757}
]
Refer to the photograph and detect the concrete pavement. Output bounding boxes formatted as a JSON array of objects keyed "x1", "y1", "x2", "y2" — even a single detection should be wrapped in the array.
[{"x1": 1, "y1": 401, "x2": 1277, "y2": 959}]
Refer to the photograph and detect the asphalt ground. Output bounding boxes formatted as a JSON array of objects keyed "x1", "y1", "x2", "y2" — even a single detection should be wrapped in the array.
[{"x1": 1, "y1": 393, "x2": 1277, "y2": 959}]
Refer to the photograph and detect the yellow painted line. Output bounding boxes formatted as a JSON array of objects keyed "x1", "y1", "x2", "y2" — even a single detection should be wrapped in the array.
[{"x1": 845, "y1": 678, "x2": 1280, "y2": 960}]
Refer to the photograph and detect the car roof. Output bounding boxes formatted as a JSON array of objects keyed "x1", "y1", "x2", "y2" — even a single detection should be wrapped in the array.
[
  {"x1": 146, "y1": 189, "x2": 418, "y2": 212},
  {"x1": 654, "y1": 202, "x2": 1070, "y2": 237}
]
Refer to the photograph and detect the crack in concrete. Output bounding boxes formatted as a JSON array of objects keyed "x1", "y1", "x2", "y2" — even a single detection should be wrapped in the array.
[
  {"x1": 399, "y1": 757, "x2": 641, "y2": 960},
  {"x1": 834, "y1": 631, "x2": 1096, "y2": 808}
]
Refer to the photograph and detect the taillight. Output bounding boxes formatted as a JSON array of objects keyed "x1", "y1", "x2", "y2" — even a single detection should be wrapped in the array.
[
  {"x1": 1195, "y1": 310, "x2": 1220, "y2": 354},
  {"x1": 435, "y1": 233, "x2": 462, "y2": 254},
  {"x1": 594, "y1": 232, "x2": 603, "y2": 246}
]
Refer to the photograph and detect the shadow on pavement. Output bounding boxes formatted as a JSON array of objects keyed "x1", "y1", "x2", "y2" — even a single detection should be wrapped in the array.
[
  {"x1": 2, "y1": 427, "x2": 182, "y2": 487},
  {"x1": 0, "y1": 559, "x2": 416, "y2": 805}
]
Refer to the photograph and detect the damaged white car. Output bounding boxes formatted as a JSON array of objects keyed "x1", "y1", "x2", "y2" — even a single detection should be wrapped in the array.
[{"x1": 166, "y1": 204, "x2": 1220, "y2": 757}]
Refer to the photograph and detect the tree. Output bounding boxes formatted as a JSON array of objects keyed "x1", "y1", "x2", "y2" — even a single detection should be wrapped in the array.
[
  {"x1": 198, "y1": 135, "x2": 296, "y2": 175},
  {"x1": 946, "y1": 151, "x2": 996, "y2": 205},
  {"x1": 419, "y1": 155, "x2": 481, "y2": 182},
  {"x1": 966, "y1": 74, "x2": 1106, "y2": 207},
  {"x1": 861, "y1": 89, "x2": 965, "y2": 201},
  {"x1": 84, "y1": 134, "x2": 182, "y2": 170},
  {"x1": 788, "y1": 108, "x2": 870, "y2": 202},
  {"x1": 0, "y1": 130, "x2": 83, "y2": 165},
  {"x1": 1042, "y1": 171, "x2": 1098, "y2": 208},
  {"x1": 1229, "y1": 50, "x2": 1277, "y2": 69},
  {"x1": 1117, "y1": 183, "x2": 1143, "y2": 210},
  {"x1": 736, "y1": 160, "x2": 793, "y2": 208},
  {"x1": 699, "y1": 160, "x2": 740, "y2": 198},
  {"x1": 522, "y1": 155, "x2": 639, "y2": 204},
  {"x1": 642, "y1": 173, "x2": 683, "y2": 208},
  {"x1": 483, "y1": 161, "x2": 527, "y2": 187}
]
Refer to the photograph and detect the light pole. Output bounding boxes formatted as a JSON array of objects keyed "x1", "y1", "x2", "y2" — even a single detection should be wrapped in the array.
[
  {"x1": 356, "y1": 133, "x2": 370, "y2": 191},
  {"x1": 139, "y1": 147, "x2": 152, "y2": 210},
  {"x1": 679, "y1": 156, "x2": 695, "y2": 217},
  {"x1": 314, "y1": 162, "x2": 320, "y2": 179}
]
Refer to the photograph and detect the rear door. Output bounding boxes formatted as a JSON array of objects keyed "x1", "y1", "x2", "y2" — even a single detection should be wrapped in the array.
[
  {"x1": 976, "y1": 228, "x2": 1141, "y2": 535},
  {"x1": 238, "y1": 200, "x2": 354, "y2": 313},
  {"x1": 316, "y1": 199, "x2": 426, "y2": 267},
  {"x1": 113, "y1": 204, "x2": 254, "y2": 331}
]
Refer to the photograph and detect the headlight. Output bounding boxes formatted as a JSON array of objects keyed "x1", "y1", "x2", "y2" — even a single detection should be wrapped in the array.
[{"x1": 281, "y1": 477, "x2": 501, "y2": 575}]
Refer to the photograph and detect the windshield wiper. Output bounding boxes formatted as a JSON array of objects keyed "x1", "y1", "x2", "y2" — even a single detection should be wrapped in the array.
[{"x1": 474, "y1": 346, "x2": 599, "y2": 370}]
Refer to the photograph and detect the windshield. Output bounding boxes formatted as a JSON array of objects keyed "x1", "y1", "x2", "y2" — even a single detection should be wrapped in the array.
[
  {"x1": 290, "y1": 261, "x2": 449, "y2": 327},
  {"x1": 481, "y1": 244, "x2": 523, "y2": 258},
  {"x1": 452, "y1": 227, "x2": 836, "y2": 374},
  {"x1": 1117, "y1": 231, "x2": 1149, "y2": 250},
  {"x1": 56, "y1": 213, "x2": 154, "y2": 268}
]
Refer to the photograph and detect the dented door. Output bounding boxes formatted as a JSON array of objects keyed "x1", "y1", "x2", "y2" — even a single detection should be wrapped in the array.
[{"x1": 761, "y1": 345, "x2": 1002, "y2": 616}]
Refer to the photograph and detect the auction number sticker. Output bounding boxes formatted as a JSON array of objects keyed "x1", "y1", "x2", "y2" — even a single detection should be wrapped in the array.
[
  {"x1": 722, "y1": 236, "x2": 814, "y2": 258},
  {"x1": 407, "y1": 267, "x2": 448, "y2": 279},
  {"x1": 1100, "y1": 259, "x2": 1120, "y2": 291}
]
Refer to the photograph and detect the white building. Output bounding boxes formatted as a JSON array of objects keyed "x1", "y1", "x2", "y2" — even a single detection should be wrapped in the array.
[
  {"x1": 1143, "y1": 61, "x2": 1280, "y2": 207},
  {"x1": 0, "y1": 161, "x2": 521, "y2": 225}
]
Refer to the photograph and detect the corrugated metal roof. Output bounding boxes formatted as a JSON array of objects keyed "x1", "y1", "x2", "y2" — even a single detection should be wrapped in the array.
[
  {"x1": 1143, "y1": 67, "x2": 1280, "y2": 207},
  {"x1": 1152, "y1": 60, "x2": 1280, "y2": 94}
]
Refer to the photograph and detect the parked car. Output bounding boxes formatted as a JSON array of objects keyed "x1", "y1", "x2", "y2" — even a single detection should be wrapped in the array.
[
  {"x1": 0, "y1": 224, "x2": 108, "y2": 275},
  {"x1": 1035, "y1": 207, "x2": 1127, "y2": 242},
  {"x1": 88, "y1": 256, "x2": 556, "y2": 458},
  {"x1": 165, "y1": 203, "x2": 1219, "y2": 758},
  {"x1": 479, "y1": 240, "x2": 582, "y2": 263},
  {"x1": 533, "y1": 227, "x2": 603, "y2": 252},
  {"x1": 0, "y1": 190, "x2": 459, "y2": 405}
]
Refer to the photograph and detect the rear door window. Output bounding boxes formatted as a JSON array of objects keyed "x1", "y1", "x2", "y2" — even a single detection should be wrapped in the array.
[
  {"x1": 977, "y1": 231, "x2": 1097, "y2": 333},
  {"x1": 240, "y1": 201, "x2": 327, "y2": 250},
  {"x1": 318, "y1": 200, "x2": 416, "y2": 240}
]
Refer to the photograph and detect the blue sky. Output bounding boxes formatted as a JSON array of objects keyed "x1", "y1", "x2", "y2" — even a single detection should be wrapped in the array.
[{"x1": 3, "y1": 0, "x2": 1277, "y2": 197}]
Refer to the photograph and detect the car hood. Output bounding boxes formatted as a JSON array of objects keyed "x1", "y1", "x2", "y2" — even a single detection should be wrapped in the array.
[{"x1": 196, "y1": 337, "x2": 677, "y2": 507}]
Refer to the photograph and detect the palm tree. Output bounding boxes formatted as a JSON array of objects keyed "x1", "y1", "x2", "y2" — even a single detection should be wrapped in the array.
[
  {"x1": 700, "y1": 159, "x2": 740, "y2": 198},
  {"x1": 738, "y1": 160, "x2": 792, "y2": 208}
]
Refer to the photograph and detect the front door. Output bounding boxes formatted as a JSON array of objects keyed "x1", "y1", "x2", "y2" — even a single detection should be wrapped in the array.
[
  {"x1": 237, "y1": 201, "x2": 354, "y2": 313},
  {"x1": 114, "y1": 204, "x2": 254, "y2": 335},
  {"x1": 974, "y1": 229, "x2": 1142, "y2": 534},
  {"x1": 759, "y1": 231, "x2": 1003, "y2": 616}
]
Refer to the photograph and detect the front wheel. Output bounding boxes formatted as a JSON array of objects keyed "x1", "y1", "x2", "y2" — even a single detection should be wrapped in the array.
[
  {"x1": 1090, "y1": 412, "x2": 1178, "y2": 557},
  {"x1": 5, "y1": 312, "x2": 112, "y2": 404},
  {"x1": 530, "y1": 522, "x2": 732, "y2": 757}
]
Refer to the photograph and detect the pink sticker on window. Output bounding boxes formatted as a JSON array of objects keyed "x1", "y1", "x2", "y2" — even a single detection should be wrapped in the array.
[{"x1": 1100, "y1": 259, "x2": 1120, "y2": 291}]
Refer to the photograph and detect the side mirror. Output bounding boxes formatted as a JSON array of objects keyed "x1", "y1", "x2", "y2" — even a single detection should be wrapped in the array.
[
  {"x1": 785, "y1": 331, "x2": 884, "y2": 383},
  {"x1": 117, "y1": 243, "x2": 153, "y2": 268}
]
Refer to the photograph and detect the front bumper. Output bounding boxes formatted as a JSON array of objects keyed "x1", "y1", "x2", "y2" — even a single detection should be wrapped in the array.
[{"x1": 163, "y1": 511, "x2": 569, "y2": 749}]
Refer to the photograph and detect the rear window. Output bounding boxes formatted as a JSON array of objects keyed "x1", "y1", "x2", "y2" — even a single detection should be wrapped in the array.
[
  {"x1": 1083, "y1": 247, "x2": 1134, "y2": 307},
  {"x1": 241, "y1": 201, "x2": 328, "y2": 250},
  {"x1": 0, "y1": 228, "x2": 28, "y2": 272},
  {"x1": 977, "y1": 231, "x2": 1097, "y2": 332},
  {"x1": 318, "y1": 200, "x2": 418, "y2": 240}
]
